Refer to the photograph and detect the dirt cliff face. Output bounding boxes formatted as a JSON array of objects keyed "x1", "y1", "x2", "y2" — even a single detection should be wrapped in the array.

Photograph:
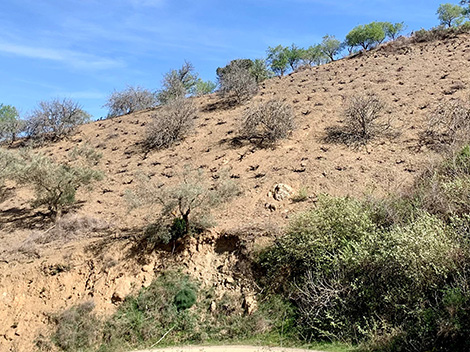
[{"x1": 1, "y1": 33, "x2": 470, "y2": 351}]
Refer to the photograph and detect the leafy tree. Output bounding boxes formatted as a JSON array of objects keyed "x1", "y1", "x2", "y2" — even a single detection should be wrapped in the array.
[
  {"x1": 320, "y1": 35, "x2": 342, "y2": 62},
  {"x1": 249, "y1": 59, "x2": 273, "y2": 83},
  {"x1": 157, "y1": 61, "x2": 199, "y2": 104},
  {"x1": 461, "y1": 0, "x2": 470, "y2": 18},
  {"x1": 13, "y1": 147, "x2": 103, "y2": 220},
  {"x1": 301, "y1": 44, "x2": 326, "y2": 66},
  {"x1": 194, "y1": 79, "x2": 216, "y2": 96},
  {"x1": 437, "y1": 3, "x2": 464, "y2": 27},
  {"x1": 286, "y1": 44, "x2": 303, "y2": 71},
  {"x1": 267, "y1": 45, "x2": 289, "y2": 76},
  {"x1": 0, "y1": 104, "x2": 23, "y2": 143},
  {"x1": 382, "y1": 21, "x2": 406, "y2": 40},
  {"x1": 26, "y1": 98, "x2": 90, "y2": 141},
  {"x1": 345, "y1": 22, "x2": 386, "y2": 52},
  {"x1": 104, "y1": 86, "x2": 157, "y2": 118}
]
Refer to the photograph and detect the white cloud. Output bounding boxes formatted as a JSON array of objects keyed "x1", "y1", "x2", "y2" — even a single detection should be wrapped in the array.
[{"x1": 0, "y1": 42, "x2": 125, "y2": 70}]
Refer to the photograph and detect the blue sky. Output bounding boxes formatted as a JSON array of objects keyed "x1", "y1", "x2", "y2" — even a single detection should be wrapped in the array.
[{"x1": 0, "y1": 0, "x2": 451, "y2": 119}]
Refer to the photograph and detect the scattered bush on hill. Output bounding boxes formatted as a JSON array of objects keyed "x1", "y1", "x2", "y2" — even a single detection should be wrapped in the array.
[
  {"x1": 144, "y1": 97, "x2": 197, "y2": 150},
  {"x1": 218, "y1": 60, "x2": 258, "y2": 104},
  {"x1": 421, "y1": 98, "x2": 470, "y2": 150},
  {"x1": 25, "y1": 98, "x2": 90, "y2": 142},
  {"x1": 266, "y1": 45, "x2": 290, "y2": 76},
  {"x1": 13, "y1": 146, "x2": 103, "y2": 220},
  {"x1": 0, "y1": 148, "x2": 18, "y2": 202},
  {"x1": 345, "y1": 22, "x2": 386, "y2": 52},
  {"x1": 157, "y1": 61, "x2": 199, "y2": 104},
  {"x1": 127, "y1": 166, "x2": 239, "y2": 247},
  {"x1": 300, "y1": 44, "x2": 327, "y2": 66},
  {"x1": 0, "y1": 104, "x2": 24, "y2": 144},
  {"x1": 104, "y1": 85, "x2": 157, "y2": 118},
  {"x1": 240, "y1": 99, "x2": 295, "y2": 146},
  {"x1": 326, "y1": 94, "x2": 391, "y2": 147},
  {"x1": 437, "y1": 3, "x2": 465, "y2": 27},
  {"x1": 249, "y1": 58, "x2": 273, "y2": 83}
]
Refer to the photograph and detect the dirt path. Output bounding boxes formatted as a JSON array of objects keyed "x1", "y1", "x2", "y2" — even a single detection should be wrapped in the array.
[{"x1": 133, "y1": 346, "x2": 325, "y2": 352}]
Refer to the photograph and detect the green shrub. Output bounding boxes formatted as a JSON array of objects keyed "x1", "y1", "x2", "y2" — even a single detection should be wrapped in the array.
[
  {"x1": 0, "y1": 104, "x2": 24, "y2": 143},
  {"x1": 194, "y1": 79, "x2": 217, "y2": 96},
  {"x1": 13, "y1": 147, "x2": 103, "y2": 219}
]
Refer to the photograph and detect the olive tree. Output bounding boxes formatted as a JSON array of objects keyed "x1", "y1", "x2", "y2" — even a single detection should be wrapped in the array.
[
  {"x1": 26, "y1": 98, "x2": 90, "y2": 141},
  {"x1": 0, "y1": 104, "x2": 23, "y2": 143},
  {"x1": 266, "y1": 45, "x2": 289, "y2": 76},
  {"x1": 345, "y1": 22, "x2": 386, "y2": 52},
  {"x1": 437, "y1": 3, "x2": 464, "y2": 27},
  {"x1": 104, "y1": 86, "x2": 157, "y2": 118},
  {"x1": 320, "y1": 35, "x2": 342, "y2": 62}
]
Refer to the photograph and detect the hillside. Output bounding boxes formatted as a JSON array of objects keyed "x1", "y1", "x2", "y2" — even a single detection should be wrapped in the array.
[{"x1": 1, "y1": 32, "x2": 470, "y2": 351}]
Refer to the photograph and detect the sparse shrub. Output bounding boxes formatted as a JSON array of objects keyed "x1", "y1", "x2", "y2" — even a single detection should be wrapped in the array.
[
  {"x1": 218, "y1": 60, "x2": 258, "y2": 104},
  {"x1": 0, "y1": 148, "x2": 19, "y2": 202},
  {"x1": 104, "y1": 85, "x2": 157, "y2": 118},
  {"x1": 26, "y1": 98, "x2": 90, "y2": 142},
  {"x1": 144, "y1": 97, "x2": 197, "y2": 150},
  {"x1": 249, "y1": 59, "x2": 273, "y2": 83},
  {"x1": 127, "y1": 166, "x2": 239, "y2": 245},
  {"x1": 53, "y1": 301, "x2": 101, "y2": 352},
  {"x1": 13, "y1": 147, "x2": 103, "y2": 220},
  {"x1": 291, "y1": 187, "x2": 309, "y2": 202},
  {"x1": 328, "y1": 94, "x2": 390, "y2": 146},
  {"x1": 0, "y1": 104, "x2": 24, "y2": 143},
  {"x1": 241, "y1": 99, "x2": 294, "y2": 146},
  {"x1": 421, "y1": 98, "x2": 470, "y2": 150},
  {"x1": 157, "y1": 61, "x2": 199, "y2": 104}
]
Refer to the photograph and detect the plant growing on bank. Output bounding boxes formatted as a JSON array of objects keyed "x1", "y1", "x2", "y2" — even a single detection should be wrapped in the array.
[
  {"x1": 127, "y1": 166, "x2": 239, "y2": 245},
  {"x1": 104, "y1": 85, "x2": 157, "y2": 118},
  {"x1": 0, "y1": 104, "x2": 24, "y2": 143},
  {"x1": 144, "y1": 97, "x2": 197, "y2": 150},
  {"x1": 241, "y1": 99, "x2": 295, "y2": 146},
  {"x1": 26, "y1": 98, "x2": 90, "y2": 142},
  {"x1": 157, "y1": 61, "x2": 199, "y2": 104},
  {"x1": 437, "y1": 3, "x2": 465, "y2": 27},
  {"x1": 13, "y1": 146, "x2": 103, "y2": 220}
]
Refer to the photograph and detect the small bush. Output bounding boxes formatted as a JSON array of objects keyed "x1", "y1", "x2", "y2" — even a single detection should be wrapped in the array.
[
  {"x1": 218, "y1": 60, "x2": 258, "y2": 104},
  {"x1": 13, "y1": 147, "x2": 103, "y2": 219},
  {"x1": 194, "y1": 79, "x2": 217, "y2": 96},
  {"x1": 104, "y1": 86, "x2": 157, "y2": 118},
  {"x1": 26, "y1": 98, "x2": 90, "y2": 142},
  {"x1": 157, "y1": 61, "x2": 199, "y2": 104},
  {"x1": 421, "y1": 98, "x2": 470, "y2": 150},
  {"x1": 53, "y1": 301, "x2": 100, "y2": 352},
  {"x1": 144, "y1": 97, "x2": 197, "y2": 150},
  {"x1": 127, "y1": 166, "x2": 239, "y2": 244},
  {"x1": 240, "y1": 99, "x2": 294, "y2": 146},
  {"x1": 326, "y1": 94, "x2": 391, "y2": 146},
  {"x1": 0, "y1": 148, "x2": 19, "y2": 202}
]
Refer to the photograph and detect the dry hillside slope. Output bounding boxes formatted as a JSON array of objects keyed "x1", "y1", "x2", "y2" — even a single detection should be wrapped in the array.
[{"x1": 1, "y1": 33, "x2": 470, "y2": 351}]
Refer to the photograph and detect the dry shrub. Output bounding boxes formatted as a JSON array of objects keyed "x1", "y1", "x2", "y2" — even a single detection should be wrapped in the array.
[
  {"x1": 104, "y1": 86, "x2": 157, "y2": 118},
  {"x1": 325, "y1": 94, "x2": 392, "y2": 146},
  {"x1": 421, "y1": 98, "x2": 470, "y2": 151},
  {"x1": 144, "y1": 97, "x2": 197, "y2": 150},
  {"x1": 241, "y1": 99, "x2": 295, "y2": 146},
  {"x1": 218, "y1": 60, "x2": 258, "y2": 105}
]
